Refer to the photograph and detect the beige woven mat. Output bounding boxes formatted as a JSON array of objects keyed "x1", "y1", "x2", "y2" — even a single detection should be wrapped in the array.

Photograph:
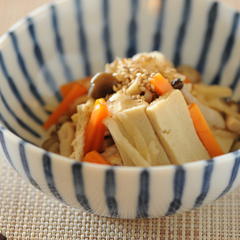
[{"x1": 0, "y1": 157, "x2": 239, "y2": 240}]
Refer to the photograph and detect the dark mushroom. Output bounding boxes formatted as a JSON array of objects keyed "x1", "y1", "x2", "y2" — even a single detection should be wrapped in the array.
[{"x1": 88, "y1": 72, "x2": 118, "y2": 99}]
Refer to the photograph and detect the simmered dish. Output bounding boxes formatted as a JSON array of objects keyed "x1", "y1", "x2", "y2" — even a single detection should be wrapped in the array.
[{"x1": 42, "y1": 52, "x2": 240, "y2": 166}]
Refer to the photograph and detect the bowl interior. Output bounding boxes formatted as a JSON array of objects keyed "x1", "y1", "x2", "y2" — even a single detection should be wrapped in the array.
[{"x1": 0, "y1": 0, "x2": 240, "y2": 146}]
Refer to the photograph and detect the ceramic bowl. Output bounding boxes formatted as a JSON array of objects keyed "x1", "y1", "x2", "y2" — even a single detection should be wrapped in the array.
[{"x1": 0, "y1": 0, "x2": 240, "y2": 219}]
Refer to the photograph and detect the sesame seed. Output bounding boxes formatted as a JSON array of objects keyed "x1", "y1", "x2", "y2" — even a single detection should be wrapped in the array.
[
  {"x1": 130, "y1": 75, "x2": 135, "y2": 80},
  {"x1": 139, "y1": 86, "x2": 146, "y2": 92},
  {"x1": 105, "y1": 54, "x2": 180, "y2": 101},
  {"x1": 150, "y1": 84, "x2": 155, "y2": 90}
]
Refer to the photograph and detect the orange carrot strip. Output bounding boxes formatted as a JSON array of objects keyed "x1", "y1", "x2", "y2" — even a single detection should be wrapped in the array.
[
  {"x1": 83, "y1": 150, "x2": 110, "y2": 165},
  {"x1": 150, "y1": 73, "x2": 173, "y2": 95},
  {"x1": 60, "y1": 82, "x2": 79, "y2": 98},
  {"x1": 189, "y1": 103, "x2": 224, "y2": 158},
  {"x1": 183, "y1": 77, "x2": 191, "y2": 84},
  {"x1": 60, "y1": 76, "x2": 91, "y2": 98},
  {"x1": 43, "y1": 84, "x2": 87, "y2": 130},
  {"x1": 84, "y1": 98, "x2": 108, "y2": 154}
]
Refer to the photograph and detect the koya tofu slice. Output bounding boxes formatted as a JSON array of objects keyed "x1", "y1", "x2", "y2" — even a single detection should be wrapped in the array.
[
  {"x1": 117, "y1": 105, "x2": 170, "y2": 166},
  {"x1": 146, "y1": 90, "x2": 210, "y2": 164},
  {"x1": 70, "y1": 99, "x2": 95, "y2": 161},
  {"x1": 104, "y1": 115, "x2": 150, "y2": 167}
]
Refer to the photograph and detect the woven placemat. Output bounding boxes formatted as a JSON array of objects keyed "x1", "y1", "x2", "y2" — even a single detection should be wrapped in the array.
[{"x1": 0, "y1": 156, "x2": 239, "y2": 240}]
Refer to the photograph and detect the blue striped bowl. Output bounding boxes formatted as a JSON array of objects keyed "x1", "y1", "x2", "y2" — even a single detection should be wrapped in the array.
[{"x1": 0, "y1": 0, "x2": 240, "y2": 219}]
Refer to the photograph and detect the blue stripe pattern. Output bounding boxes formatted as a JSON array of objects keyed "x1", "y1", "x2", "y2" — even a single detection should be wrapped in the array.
[
  {"x1": 217, "y1": 152, "x2": 240, "y2": 199},
  {"x1": 0, "y1": 51, "x2": 44, "y2": 125},
  {"x1": 126, "y1": 0, "x2": 138, "y2": 58},
  {"x1": 211, "y1": 12, "x2": 240, "y2": 85},
  {"x1": 0, "y1": 114, "x2": 34, "y2": 144},
  {"x1": 0, "y1": 91, "x2": 41, "y2": 138},
  {"x1": 196, "y1": 2, "x2": 219, "y2": 74},
  {"x1": 9, "y1": 31, "x2": 47, "y2": 107},
  {"x1": 75, "y1": 0, "x2": 91, "y2": 76},
  {"x1": 27, "y1": 17, "x2": 62, "y2": 102},
  {"x1": 19, "y1": 142, "x2": 41, "y2": 190},
  {"x1": 43, "y1": 153, "x2": 66, "y2": 203},
  {"x1": 173, "y1": 0, "x2": 192, "y2": 67},
  {"x1": 72, "y1": 163, "x2": 92, "y2": 212},
  {"x1": 51, "y1": 5, "x2": 73, "y2": 82},
  {"x1": 0, "y1": 127, "x2": 17, "y2": 171},
  {"x1": 102, "y1": 0, "x2": 113, "y2": 63},
  {"x1": 0, "y1": 114, "x2": 20, "y2": 138},
  {"x1": 165, "y1": 166, "x2": 185, "y2": 216},
  {"x1": 104, "y1": 169, "x2": 118, "y2": 217},
  {"x1": 136, "y1": 170, "x2": 150, "y2": 218},
  {"x1": 193, "y1": 160, "x2": 214, "y2": 208},
  {"x1": 152, "y1": 0, "x2": 166, "y2": 51},
  {"x1": 230, "y1": 62, "x2": 240, "y2": 90}
]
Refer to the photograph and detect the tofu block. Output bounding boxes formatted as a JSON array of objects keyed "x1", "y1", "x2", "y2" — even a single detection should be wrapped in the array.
[
  {"x1": 104, "y1": 116, "x2": 150, "y2": 167},
  {"x1": 117, "y1": 105, "x2": 171, "y2": 166},
  {"x1": 146, "y1": 90, "x2": 210, "y2": 164}
]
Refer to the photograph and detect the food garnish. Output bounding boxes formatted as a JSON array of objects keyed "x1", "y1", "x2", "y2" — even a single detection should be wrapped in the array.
[
  {"x1": 43, "y1": 83, "x2": 88, "y2": 130},
  {"x1": 84, "y1": 98, "x2": 108, "y2": 155},
  {"x1": 42, "y1": 51, "x2": 240, "y2": 166},
  {"x1": 189, "y1": 103, "x2": 224, "y2": 158}
]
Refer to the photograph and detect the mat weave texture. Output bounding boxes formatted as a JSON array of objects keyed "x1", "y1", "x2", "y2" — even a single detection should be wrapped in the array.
[{"x1": 0, "y1": 157, "x2": 239, "y2": 240}]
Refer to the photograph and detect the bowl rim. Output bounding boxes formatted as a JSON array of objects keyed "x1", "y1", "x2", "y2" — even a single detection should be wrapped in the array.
[
  {"x1": 1, "y1": 123, "x2": 239, "y2": 172},
  {"x1": 0, "y1": 0, "x2": 239, "y2": 171}
]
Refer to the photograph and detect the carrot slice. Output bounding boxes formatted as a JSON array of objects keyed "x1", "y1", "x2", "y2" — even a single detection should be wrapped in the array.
[
  {"x1": 150, "y1": 73, "x2": 173, "y2": 95},
  {"x1": 60, "y1": 82, "x2": 79, "y2": 98},
  {"x1": 189, "y1": 103, "x2": 224, "y2": 158},
  {"x1": 84, "y1": 98, "x2": 108, "y2": 154},
  {"x1": 43, "y1": 84, "x2": 87, "y2": 130},
  {"x1": 183, "y1": 77, "x2": 191, "y2": 84},
  {"x1": 83, "y1": 150, "x2": 110, "y2": 165},
  {"x1": 60, "y1": 76, "x2": 92, "y2": 98}
]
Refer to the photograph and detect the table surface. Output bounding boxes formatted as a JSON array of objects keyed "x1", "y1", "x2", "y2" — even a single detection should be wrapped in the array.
[{"x1": 0, "y1": 0, "x2": 240, "y2": 239}]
